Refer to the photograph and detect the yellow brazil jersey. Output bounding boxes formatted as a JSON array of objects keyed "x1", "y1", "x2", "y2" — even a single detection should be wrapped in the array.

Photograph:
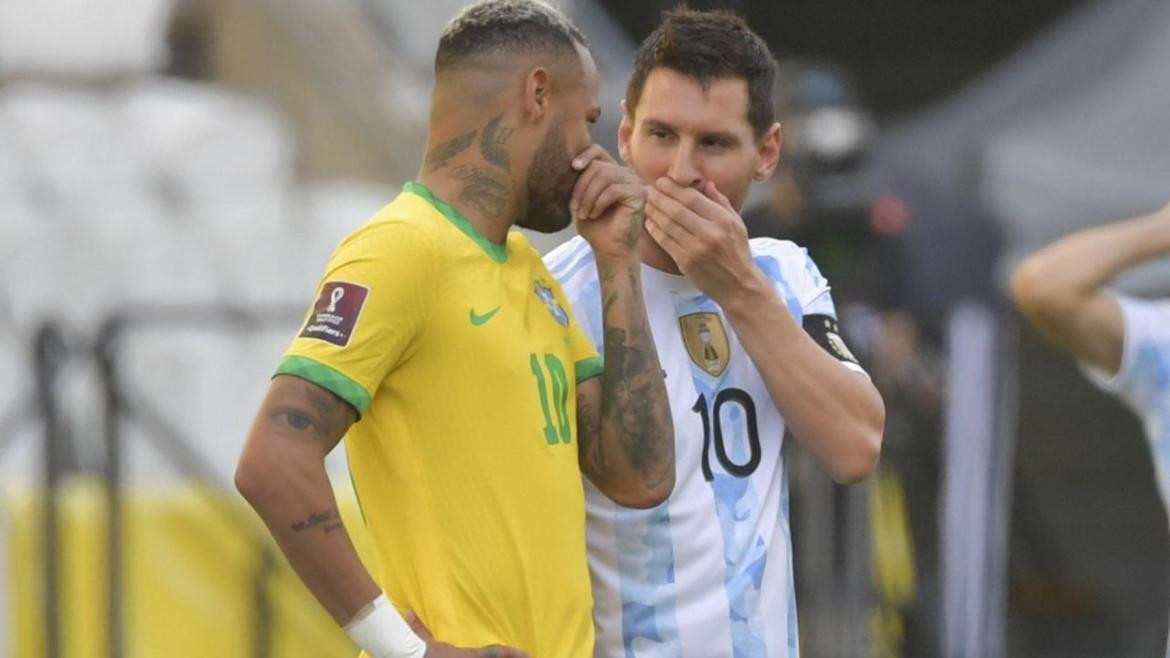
[{"x1": 276, "y1": 182, "x2": 601, "y2": 657}]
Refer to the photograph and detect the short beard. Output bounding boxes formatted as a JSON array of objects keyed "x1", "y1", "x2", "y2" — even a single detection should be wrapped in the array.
[{"x1": 516, "y1": 120, "x2": 576, "y2": 234}]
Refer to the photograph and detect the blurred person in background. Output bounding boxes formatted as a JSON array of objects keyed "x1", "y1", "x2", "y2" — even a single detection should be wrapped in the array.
[
  {"x1": 234, "y1": 1, "x2": 675, "y2": 657},
  {"x1": 545, "y1": 10, "x2": 884, "y2": 657},
  {"x1": 1013, "y1": 201, "x2": 1170, "y2": 657}
]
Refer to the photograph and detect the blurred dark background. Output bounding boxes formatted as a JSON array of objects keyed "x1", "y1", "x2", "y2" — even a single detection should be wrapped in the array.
[{"x1": 599, "y1": 0, "x2": 1088, "y2": 120}]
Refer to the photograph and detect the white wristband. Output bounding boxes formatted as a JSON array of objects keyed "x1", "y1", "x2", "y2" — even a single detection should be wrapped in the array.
[{"x1": 343, "y1": 593, "x2": 427, "y2": 658}]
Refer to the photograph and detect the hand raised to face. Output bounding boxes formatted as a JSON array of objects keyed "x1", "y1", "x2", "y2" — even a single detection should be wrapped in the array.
[
  {"x1": 644, "y1": 177, "x2": 764, "y2": 303},
  {"x1": 569, "y1": 144, "x2": 649, "y2": 264}
]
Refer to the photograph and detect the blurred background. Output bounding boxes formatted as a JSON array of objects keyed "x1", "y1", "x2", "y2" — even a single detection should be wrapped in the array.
[{"x1": 1, "y1": 0, "x2": 1168, "y2": 656}]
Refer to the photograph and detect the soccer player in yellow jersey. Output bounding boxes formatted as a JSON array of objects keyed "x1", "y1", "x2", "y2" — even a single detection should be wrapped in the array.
[{"x1": 234, "y1": 2, "x2": 675, "y2": 657}]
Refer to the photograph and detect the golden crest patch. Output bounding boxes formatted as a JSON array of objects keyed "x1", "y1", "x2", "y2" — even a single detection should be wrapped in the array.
[{"x1": 679, "y1": 312, "x2": 730, "y2": 377}]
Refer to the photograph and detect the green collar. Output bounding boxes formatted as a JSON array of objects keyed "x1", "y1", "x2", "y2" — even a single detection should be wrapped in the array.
[{"x1": 404, "y1": 181, "x2": 508, "y2": 263}]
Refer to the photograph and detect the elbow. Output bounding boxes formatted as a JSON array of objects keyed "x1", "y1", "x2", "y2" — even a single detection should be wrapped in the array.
[
  {"x1": 1011, "y1": 257, "x2": 1071, "y2": 325},
  {"x1": 597, "y1": 467, "x2": 676, "y2": 510},
  {"x1": 235, "y1": 451, "x2": 275, "y2": 508},
  {"x1": 624, "y1": 473, "x2": 676, "y2": 509},
  {"x1": 827, "y1": 399, "x2": 885, "y2": 484},
  {"x1": 828, "y1": 427, "x2": 883, "y2": 484}
]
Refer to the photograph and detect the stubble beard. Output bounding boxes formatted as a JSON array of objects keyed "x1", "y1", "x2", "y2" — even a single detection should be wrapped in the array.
[{"x1": 517, "y1": 121, "x2": 576, "y2": 234}]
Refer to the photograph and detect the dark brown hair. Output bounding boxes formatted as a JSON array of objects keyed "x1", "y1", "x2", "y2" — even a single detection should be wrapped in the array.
[
  {"x1": 626, "y1": 8, "x2": 777, "y2": 137},
  {"x1": 435, "y1": 0, "x2": 587, "y2": 75}
]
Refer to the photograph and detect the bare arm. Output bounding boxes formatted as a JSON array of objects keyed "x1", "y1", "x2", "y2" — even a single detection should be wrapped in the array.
[
  {"x1": 576, "y1": 258, "x2": 675, "y2": 507},
  {"x1": 645, "y1": 178, "x2": 883, "y2": 483},
  {"x1": 235, "y1": 375, "x2": 378, "y2": 625},
  {"x1": 572, "y1": 146, "x2": 675, "y2": 508},
  {"x1": 1011, "y1": 202, "x2": 1170, "y2": 374},
  {"x1": 721, "y1": 273, "x2": 885, "y2": 483}
]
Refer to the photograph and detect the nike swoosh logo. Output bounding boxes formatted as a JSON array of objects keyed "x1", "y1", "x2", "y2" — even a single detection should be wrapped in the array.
[{"x1": 469, "y1": 306, "x2": 500, "y2": 326}]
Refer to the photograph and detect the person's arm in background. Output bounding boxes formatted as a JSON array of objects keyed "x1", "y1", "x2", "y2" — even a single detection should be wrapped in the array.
[
  {"x1": 571, "y1": 145, "x2": 675, "y2": 508},
  {"x1": 236, "y1": 376, "x2": 527, "y2": 658},
  {"x1": 645, "y1": 178, "x2": 884, "y2": 483},
  {"x1": 1011, "y1": 202, "x2": 1170, "y2": 375}
]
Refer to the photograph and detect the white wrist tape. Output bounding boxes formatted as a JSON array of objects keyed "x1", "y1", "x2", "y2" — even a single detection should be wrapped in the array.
[{"x1": 343, "y1": 593, "x2": 427, "y2": 658}]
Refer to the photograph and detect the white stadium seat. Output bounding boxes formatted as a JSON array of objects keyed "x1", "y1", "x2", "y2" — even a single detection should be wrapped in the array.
[
  {"x1": 0, "y1": 0, "x2": 174, "y2": 78},
  {"x1": 0, "y1": 85, "x2": 161, "y2": 231},
  {"x1": 122, "y1": 80, "x2": 296, "y2": 234}
]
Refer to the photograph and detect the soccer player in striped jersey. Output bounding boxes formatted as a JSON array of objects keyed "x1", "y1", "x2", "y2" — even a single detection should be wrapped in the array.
[
  {"x1": 545, "y1": 9, "x2": 885, "y2": 657},
  {"x1": 235, "y1": 2, "x2": 674, "y2": 657},
  {"x1": 1013, "y1": 201, "x2": 1170, "y2": 657}
]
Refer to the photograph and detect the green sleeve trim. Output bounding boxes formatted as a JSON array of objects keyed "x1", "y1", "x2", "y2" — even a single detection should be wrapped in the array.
[
  {"x1": 275, "y1": 356, "x2": 372, "y2": 418},
  {"x1": 575, "y1": 356, "x2": 604, "y2": 383}
]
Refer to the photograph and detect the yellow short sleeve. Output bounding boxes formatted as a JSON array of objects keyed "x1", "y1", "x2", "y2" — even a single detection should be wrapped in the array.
[{"x1": 277, "y1": 221, "x2": 438, "y2": 416}]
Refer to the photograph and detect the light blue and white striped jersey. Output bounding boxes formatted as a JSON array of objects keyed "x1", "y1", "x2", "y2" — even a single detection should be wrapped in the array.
[
  {"x1": 1082, "y1": 296, "x2": 1170, "y2": 506},
  {"x1": 1080, "y1": 294, "x2": 1170, "y2": 658},
  {"x1": 546, "y1": 236, "x2": 865, "y2": 658}
]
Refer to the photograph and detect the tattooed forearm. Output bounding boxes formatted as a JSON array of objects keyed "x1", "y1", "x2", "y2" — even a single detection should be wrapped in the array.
[
  {"x1": 451, "y1": 164, "x2": 510, "y2": 217},
  {"x1": 599, "y1": 269, "x2": 674, "y2": 489},
  {"x1": 423, "y1": 129, "x2": 477, "y2": 171},
  {"x1": 622, "y1": 206, "x2": 645, "y2": 250},
  {"x1": 479, "y1": 115, "x2": 514, "y2": 171},
  {"x1": 290, "y1": 508, "x2": 343, "y2": 533},
  {"x1": 577, "y1": 388, "x2": 608, "y2": 477}
]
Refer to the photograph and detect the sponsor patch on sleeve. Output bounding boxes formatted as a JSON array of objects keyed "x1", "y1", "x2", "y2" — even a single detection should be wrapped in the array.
[
  {"x1": 802, "y1": 313, "x2": 860, "y2": 366},
  {"x1": 299, "y1": 281, "x2": 369, "y2": 347}
]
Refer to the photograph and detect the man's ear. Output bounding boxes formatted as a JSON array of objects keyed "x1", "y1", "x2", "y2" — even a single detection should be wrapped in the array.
[
  {"x1": 753, "y1": 122, "x2": 782, "y2": 182},
  {"x1": 617, "y1": 99, "x2": 634, "y2": 164},
  {"x1": 522, "y1": 67, "x2": 551, "y2": 122}
]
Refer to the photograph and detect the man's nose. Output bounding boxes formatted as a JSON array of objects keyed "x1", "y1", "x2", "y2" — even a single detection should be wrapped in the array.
[{"x1": 666, "y1": 143, "x2": 703, "y2": 189}]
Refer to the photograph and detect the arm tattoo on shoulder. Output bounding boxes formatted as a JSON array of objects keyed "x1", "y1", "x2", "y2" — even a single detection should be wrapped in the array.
[
  {"x1": 273, "y1": 378, "x2": 355, "y2": 440},
  {"x1": 451, "y1": 164, "x2": 510, "y2": 217},
  {"x1": 290, "y1": 508, "x2": 343, "y2": 533},
  {"x1": 479, "y1": 114, "x2": 514, "y2": 171},
  {"x1": 423, "y1": 129, "x2": 477, "y2": 171}
]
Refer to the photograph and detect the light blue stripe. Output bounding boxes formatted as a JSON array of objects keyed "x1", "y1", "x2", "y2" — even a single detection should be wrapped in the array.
[
  {"x1": 676, "y1": 293, "x2": 770, "y2": 657},
  {"x1": 782, "y1": 463, "x2": 800, "y2": 655},
  {"x1": 754, "y1": 255, "x2": 804, "y2": 322},
  {"x1": 555, "y1": 246, "x2": 598, "y2": 286},
  {"x1": 615, "y1": 504, "x2": 682, "y2": 657},
  {"x1": 548, "y1": 237, "x2": 593, "y2": 279}
]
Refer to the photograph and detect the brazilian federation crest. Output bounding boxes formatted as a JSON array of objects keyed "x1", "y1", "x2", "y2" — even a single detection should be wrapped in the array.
[
  {"x1": 679, "y1": 312, "x2": 730, "y2": 377},
  {"x1": 534, "y1": 280, "x2": 569, "y2": 327}
]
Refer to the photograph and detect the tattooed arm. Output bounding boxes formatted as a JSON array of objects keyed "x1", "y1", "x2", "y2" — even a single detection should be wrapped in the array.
[
  {"x1": 235, "y1": 375, "x2": 378, "y2": 625},
  {"x1": 572, "y1": 145, "x2": 674, "y2": 508}
]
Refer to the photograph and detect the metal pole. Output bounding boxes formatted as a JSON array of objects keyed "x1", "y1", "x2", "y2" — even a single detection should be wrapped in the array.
[
  {"x1": 35, "y1": 323, "x2": 67, "y2": 658},
  {"x1": 96, "y1": 317, "x2": 125, "y2": 658}
]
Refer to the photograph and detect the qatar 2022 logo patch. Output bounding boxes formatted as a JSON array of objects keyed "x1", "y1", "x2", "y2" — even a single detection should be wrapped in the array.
[
  {"x1": 534, "y1": 280, "x2": 569, "y2": 327},
  {"x1": 299, "y1": 281, "x2": 369, "y2": 347}
]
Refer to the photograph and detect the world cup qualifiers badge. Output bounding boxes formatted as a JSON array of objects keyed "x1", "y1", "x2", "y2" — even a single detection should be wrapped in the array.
[
  {"x1": 300, "y1": 281, "x2": 370, "y2": 347},
  {"x1": 534, "y1": 281, "x2": 569, "y2": 327}
]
